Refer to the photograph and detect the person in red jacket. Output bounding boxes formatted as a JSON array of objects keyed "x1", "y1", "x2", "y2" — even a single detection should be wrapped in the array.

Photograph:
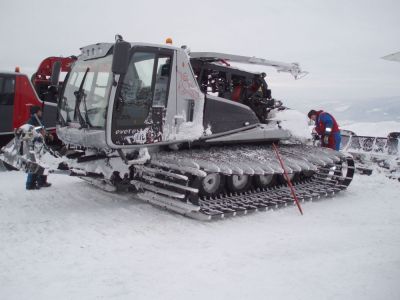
[{"x1": 308, "y1": 109, "x2": 341, "y2": 150}]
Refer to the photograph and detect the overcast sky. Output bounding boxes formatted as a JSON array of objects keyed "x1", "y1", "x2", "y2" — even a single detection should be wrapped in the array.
[{"x1": 0, "y1": 0, "x2": 399, "y2": 102}]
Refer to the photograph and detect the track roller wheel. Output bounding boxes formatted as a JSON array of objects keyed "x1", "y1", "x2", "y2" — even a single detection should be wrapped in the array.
[
  {"x1": 254, "y1": 174, "x2": 276, "y2": 188},
  {"x1": 226, "y1": 174, "x2": 252, "y2": 193},
  {"x1": 199, "y1": 173, "x2": 224, "y2": 197},
  {"x1": 339, "y1": 156, "x2": 355, "y2": 187},
  {"x1": 277, "y1": 172, "x2": 296, "y2": 184}
]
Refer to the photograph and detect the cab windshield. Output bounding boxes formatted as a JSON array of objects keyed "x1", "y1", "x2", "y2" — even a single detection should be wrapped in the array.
[{"x1": 59, "y1": 55, "x2": 113, "y2": 128}]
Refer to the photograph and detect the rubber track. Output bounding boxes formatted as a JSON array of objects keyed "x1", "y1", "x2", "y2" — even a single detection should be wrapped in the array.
[{"x1": 134, "y1": 144, "x2": 355, "y2": 220}]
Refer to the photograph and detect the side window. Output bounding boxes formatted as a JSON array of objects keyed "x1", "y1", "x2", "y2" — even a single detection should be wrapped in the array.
[
  {"x1": 153, "y1": 55, "x2": 172, "y2": 107},
  {"x1": 117, "y1": 52, "x2": 156, "y2": 128},
  {"x1": 74, "y1": 72, "x2": 85, "y2": 88},
  {"x1": 0, "y1": 76, "x2": 15, "y2": 105},
  {"x1": 68, "y1": 72, "x2": 78, "y2": 86},
  {"x1": 121, "y1": 52, "x2": 155, "y2": 106}
]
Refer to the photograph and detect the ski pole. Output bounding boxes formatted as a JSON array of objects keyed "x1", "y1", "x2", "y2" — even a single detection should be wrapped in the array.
[{"x1": 272, "y1": 143, "x2": 303, "y2": 215}]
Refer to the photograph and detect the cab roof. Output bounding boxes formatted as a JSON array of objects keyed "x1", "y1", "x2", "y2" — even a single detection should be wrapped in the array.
[{"x1": 79, "y1": 42, "x2": 181, "y2": 61}]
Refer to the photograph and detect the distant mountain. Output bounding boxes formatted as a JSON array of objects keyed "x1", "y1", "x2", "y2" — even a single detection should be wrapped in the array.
[{"x1": 284, "y1": 96, "x2": 400, "y2": 123}]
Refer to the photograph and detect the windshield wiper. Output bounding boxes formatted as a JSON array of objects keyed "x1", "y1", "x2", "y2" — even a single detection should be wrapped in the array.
[
  {"x1": 81, "y1": 93, "x2": 92, "y2": 127},
  {"x1": 73, "y1": 67, "x2": 91, "y2": 128}
]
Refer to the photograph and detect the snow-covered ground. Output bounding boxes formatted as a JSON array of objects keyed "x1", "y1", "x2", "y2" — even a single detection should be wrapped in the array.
[{"x1": 1, "y1": 170, "x2": 399, "y2": 300}]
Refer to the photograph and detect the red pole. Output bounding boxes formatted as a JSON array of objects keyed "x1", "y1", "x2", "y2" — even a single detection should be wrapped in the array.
[{"x1": 272, "y1": 143, "x2": 304, "y2": 215}]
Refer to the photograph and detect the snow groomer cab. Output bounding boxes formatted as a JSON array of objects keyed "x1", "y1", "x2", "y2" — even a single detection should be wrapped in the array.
[{"x1": 57, "y1": 36, "x2": 308, "y2": 150}]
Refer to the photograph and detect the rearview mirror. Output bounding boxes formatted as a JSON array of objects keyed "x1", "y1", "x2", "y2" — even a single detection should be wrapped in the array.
[
  {"x1": 112, "y1": 41, "x2": 131, "y2": 75},
  {"x1": 50, "y1": 61, "x2": 61, "y2": 86}
]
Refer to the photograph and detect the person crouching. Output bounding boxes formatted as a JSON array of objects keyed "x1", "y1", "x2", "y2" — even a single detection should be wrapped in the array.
[{"x1": 308, "y1": 109, "x2": 341, "y2": 151}]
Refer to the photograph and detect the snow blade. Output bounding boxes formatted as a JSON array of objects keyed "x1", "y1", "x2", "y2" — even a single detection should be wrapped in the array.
[{"x1": 341, "y1": 133, "x2": 400, "y2": 179}]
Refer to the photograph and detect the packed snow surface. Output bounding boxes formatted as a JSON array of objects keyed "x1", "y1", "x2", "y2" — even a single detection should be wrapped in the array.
[{"x1": 1, "y1": 170, "x2": 399, "y2": 300}]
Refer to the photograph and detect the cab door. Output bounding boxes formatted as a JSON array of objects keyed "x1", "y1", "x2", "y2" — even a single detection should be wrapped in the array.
[
  {"x1": 108, "y1": 47, "x2": 174, "y2": 147},
  {"x1": 0, "y1": 75, "x2": 16, "y2": 134}
]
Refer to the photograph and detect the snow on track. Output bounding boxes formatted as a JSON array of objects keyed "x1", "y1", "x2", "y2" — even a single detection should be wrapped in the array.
[{"x1": 0, "y1": 171, "x2": 399, "y2": 300}]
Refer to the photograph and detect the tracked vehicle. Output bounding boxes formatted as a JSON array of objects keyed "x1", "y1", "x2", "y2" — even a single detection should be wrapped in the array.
[{"x1": 1, "y1": 37, "x2": 355, "y2": 220}]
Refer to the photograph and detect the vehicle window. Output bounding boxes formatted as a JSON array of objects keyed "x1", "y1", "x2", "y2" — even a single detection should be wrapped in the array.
[
  {"x1": 122, "y1": 52, "x2": 155, "y2": 104},
  {"x1": 83, "y1": 72, "x2": 94, "y2": 92},
  {"x1": 0, "y1": 76, "x2": 15, "y2": 105},
  {"x1": 59, "y1": 55, "x2": 113, "y2": 128},
  {"x1": 153, "y1": 55, "x2": 172, "y2": 107},
  {"x1": 75, "y1": 72, "x2": 85, "y2": 88},
  {"x1": 94, "y1": 72, "x2": 110, "y2": 97},
  {"x1": 68, "y1": 72, "x2": 78, "y2": 86},
  {"x1": 59, "y1": 71, "x2": 68, "y2": 82},
  {"x1": 116, "y1": 52, "x2": 156, "y2": 128}
]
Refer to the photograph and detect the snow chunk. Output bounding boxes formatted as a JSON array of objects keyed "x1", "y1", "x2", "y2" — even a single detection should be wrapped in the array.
[
  {"x1": 127, "y1": 148, "x2": 150, "y2": 165},
  {"x1": 270, "y1": 109, "x2": 311, "y2": 141},
  {"x1": 163, "y1": 119, "x2": 205, "y2": 142}
]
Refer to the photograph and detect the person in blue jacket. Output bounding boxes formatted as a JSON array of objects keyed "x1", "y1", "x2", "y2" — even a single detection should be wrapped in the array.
[{"x1": 308, "y1": 109, "x2": 341, "y2": 151}]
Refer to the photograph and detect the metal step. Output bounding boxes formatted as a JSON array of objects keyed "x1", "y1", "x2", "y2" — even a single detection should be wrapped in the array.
[
  {"x1": 135, "y1": 165, "x2": 189, "y2": 181},
  {"x1": 141, "y1": 175, "x2": 199, "y2": 193},
  {"x1": 131, "y1": 180, "x2": 186, "y2": 199}
]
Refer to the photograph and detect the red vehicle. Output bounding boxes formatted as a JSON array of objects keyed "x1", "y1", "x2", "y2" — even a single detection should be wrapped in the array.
[
  {"x1": 31, "y1": 56, "x2": 76, "y2": 101},
  {"x1": 0, "y1": 56, "x2": 76, "y2": 146}
]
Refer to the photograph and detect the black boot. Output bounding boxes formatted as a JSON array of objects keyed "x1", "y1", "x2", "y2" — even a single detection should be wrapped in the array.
[
  {"x1": 26, "y1": 184, "x2": 41, "y2": 190},
  {"x1": 38, "y1": 175, "x2": 52, "y2": 188},
  {"x1": 40, "y1": 182, "x2": 52, "y2": 188}
]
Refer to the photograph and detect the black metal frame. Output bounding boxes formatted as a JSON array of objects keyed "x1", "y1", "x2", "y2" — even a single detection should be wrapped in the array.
[
  {"x1": 190, "y1": 59, "x2": 274, "y2": 123},
  {"x1": 191, "y1": 59, "x2": 270, "y2": 98}
]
